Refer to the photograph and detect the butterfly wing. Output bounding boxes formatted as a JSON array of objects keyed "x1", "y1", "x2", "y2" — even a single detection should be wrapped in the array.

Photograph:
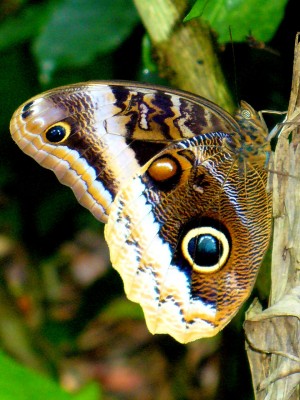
[
  {"x1": 10, "y1": 81, "x2": 272, "y2": 343},
  {"x1": 10, "y1": 81, "x2": 239, "y2": 222},
  {"x1": 105, "y1": 132, "x2": 272, "y2": 343}
]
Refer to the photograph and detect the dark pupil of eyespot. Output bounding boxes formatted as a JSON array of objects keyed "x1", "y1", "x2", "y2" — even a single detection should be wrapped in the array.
[
  {"x1": 46, "y1": 125, "x2": 66, "y2": 143},
  {"x1": 21, "y1": 101, "x2": 34, "y2": 119},
  {"x1": 188, "y1": 234, "x2": 222, "y2": 267}
]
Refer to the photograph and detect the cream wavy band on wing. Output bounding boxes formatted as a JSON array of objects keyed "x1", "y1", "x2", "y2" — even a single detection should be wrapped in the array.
[{"x1": 10, "y1": 107, "x2": 113, "y2": 223}]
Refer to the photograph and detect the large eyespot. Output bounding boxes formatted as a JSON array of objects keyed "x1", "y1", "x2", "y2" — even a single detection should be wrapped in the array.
[
  {"x1": 181, "y1": 227, "x2": 230, "y2": 273},
  {"x1": 44, "y1": 122, "x2": 71, "y2": 144},
  {"x1": 21, "y1": 101, "x2": 34, "y2": 120}
]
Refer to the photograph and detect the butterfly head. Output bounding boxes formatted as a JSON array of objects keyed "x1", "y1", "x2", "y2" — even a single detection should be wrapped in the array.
[
  {"x1": 235, "y1": 101, "x2": 269, "y2": 143},
  {"x1": 234, "y1": 101, "x2": 271, "y2": 166}
]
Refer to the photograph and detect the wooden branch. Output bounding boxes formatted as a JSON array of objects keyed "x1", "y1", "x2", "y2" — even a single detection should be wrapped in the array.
[
  {"x1": 244, "y1": 34, "x2": 300, "y2": 400},
  {"x1": 133, "y1": 0, "x2": 235, "y2": 113}
]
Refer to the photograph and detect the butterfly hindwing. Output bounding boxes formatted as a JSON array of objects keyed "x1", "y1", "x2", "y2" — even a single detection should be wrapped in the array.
[{"x1": 105, "y1": 132, "x2": 272, "y2": 343}]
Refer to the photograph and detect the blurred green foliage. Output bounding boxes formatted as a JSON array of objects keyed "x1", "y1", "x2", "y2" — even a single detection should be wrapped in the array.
[
  {"x1": 0, "y1": 1, "x2": 143, "y2": 398},
  {"x1": 185, "y1": 0, "x2": 289, "y2": 43},
  {"x1": 0, "y1": 351, "x2": 101, "y2": 400},
  {"x1": 0, "y1": 0, "x2": 142, "y2": 249},
  {"x1": 0, "y1": 0, "x2": 140, "y2": 83}
]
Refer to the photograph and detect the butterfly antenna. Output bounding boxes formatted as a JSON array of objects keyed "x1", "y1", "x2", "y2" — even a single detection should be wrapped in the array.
[{"x1": 229, "y1": 27, "x2": 240, "y2": 105}]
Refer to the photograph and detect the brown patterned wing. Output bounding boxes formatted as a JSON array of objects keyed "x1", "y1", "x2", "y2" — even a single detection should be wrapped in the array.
[
  {"x1": 10, "y1": 81, "x2": 239, "y2": 223},
  {"x1": 10, "y1": 81, "x2": 272, "y2": 343},
  {"x1": 105, "y1": 131, "x2": 272, "y2": 343}
]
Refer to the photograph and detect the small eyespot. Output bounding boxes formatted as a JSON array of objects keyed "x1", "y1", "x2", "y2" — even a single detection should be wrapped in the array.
[
  {"x1": 21, "y1": 101, "x2": 34, "y2": 120},
  {"x1": 146, "y1": 154, "x2": 182, "y2": 191},
  {"x1": 148, "y1": 156, "x2": 178, "y2": 182},
  {"x1": 45, "y1": 122, "x2": 71, "y2": 144},
  {"x1": 181, "y1": 227, "x2": 230, "y2": 273},
  {"x1": 241, "y1": 108, "x2": 252, "y2": 119}
]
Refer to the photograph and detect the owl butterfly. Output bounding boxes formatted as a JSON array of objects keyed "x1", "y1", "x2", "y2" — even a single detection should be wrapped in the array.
[{"x1": 10, "y1": 81, "x2": 272, "y2": 343}]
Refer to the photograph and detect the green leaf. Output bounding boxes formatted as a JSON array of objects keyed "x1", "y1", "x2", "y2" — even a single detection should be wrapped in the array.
[
  {"x1": 73, "y1": 383, "x2": 101, "y2": 400},
  {"x1": 184, "y1": 0, "x2": 289, "y2": 43},
  {"x1": 0, "y1": 3, "x2": 53, "y2": 51},
  {"x1": 101, "y1": 298, "x2": 144, "y2": 322},
  {"x1": 0, "y1": 351, "x2": 101, "y2": 400},
  {"x1": 33, "y1": 0, "x2": 140, "y2": 83}
]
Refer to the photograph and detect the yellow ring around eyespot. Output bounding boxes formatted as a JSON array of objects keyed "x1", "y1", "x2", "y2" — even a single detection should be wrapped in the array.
[
  {"x1": 181, "y1": 227, "x2": 230, "y2": 273},
  {"x1": 44, "y1": 121, "x2": 71, "y2": 144}
]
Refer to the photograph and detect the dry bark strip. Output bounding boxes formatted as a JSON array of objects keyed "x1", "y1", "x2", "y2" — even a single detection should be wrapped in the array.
[{"x1": 244, "y1": 33, "x2": 300, "y2": 400}]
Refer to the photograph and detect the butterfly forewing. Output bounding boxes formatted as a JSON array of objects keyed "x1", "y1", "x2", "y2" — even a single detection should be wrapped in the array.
[{"x1": 10, "y1": 82, "x2": 239, "y2": 222}]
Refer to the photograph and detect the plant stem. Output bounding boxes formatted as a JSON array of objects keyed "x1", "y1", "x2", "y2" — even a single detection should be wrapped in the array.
[{"x1": 133, "y1": 0, "x2": 235, "y2": 112}]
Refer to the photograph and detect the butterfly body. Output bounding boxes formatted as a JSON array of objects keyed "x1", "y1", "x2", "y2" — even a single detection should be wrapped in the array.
[{"x1": 10, "y1": 81, "x2": 272, "y2": 343}]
